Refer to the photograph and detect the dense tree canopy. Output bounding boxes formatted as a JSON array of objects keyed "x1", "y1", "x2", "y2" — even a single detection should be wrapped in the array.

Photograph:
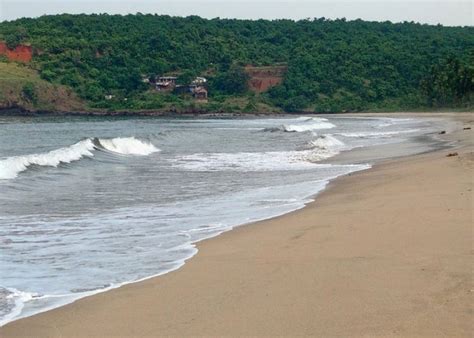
[
  {"x1": 0, "y1": 14, "x2": 472, "y2": 112},
  {"x1": 421, "y1": 55, "x2": 473, "y2": 107}
]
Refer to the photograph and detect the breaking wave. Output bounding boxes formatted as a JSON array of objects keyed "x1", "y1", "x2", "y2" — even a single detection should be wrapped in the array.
[
  {"x1": 308, "y1": 134, "x2": 345, "y2": 150},
  {"x1": 282, "y1": 117, "x2": 335, "y2": 132},
  {"x1": 263, "y1": 117, "x2": 336, "y2": 133},
  {"x1": 302, "y1": 134, "x2": 347, "y2": 162},
  {"x1": 0, "y1": 137, "x2": 159, "y2": 180},
  {"x1": 96, "y1": 137, "x2": 159, "y2": 156}
]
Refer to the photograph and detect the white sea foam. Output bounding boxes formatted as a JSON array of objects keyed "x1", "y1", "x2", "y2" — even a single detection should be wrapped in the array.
[
  {"x1": 97, "y1": 137, "x2": 159, "y2": 156},
  {"x1": 309, "y1": 134, "x2": 345, "y2": 150},
  {"x1": 170, "y1": 134, "x2": 346, "y2": 171},
  {"x1": 303, "y1": 134, "x2": 347, "y2": 161},
  {"x1": 0, "y1": 137, "x2": 159, "y2": 180},
  {"x1": 0, "y1": 288, "x2": 36, "y2": 327},
  {"x1": 170, "y1": 151, "x2": 317, "y2": 171},
  {"x1": 281, "y1": 117, "x2": 336, "y2": 132},
  {"x1": 336, "y1": 129, "x2": 420, "y2": 138},
  {"x1": 0, "y1": 139, "x2": 95, "y2": 180}
]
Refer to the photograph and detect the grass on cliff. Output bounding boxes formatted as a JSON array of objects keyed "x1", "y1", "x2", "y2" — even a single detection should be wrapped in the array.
[{"x1": 0, "y1": 62, "x2": 85, "y2": 112}]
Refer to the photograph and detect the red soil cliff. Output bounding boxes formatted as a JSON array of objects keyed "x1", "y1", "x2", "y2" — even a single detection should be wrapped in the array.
[
  {"x1": 245, "y1": 65, "x2": 287, "y2": 93},
  {"x1": 0, "y1": 42, "x2": 33, "y2": 63}
]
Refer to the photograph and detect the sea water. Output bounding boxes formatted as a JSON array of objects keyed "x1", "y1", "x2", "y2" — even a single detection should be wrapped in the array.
[{"x1": 0, "y1": 115, "x2": 449, "y2": 325}]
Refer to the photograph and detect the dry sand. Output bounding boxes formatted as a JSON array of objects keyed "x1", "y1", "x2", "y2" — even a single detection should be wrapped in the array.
[{"x1": 1, "y1": 113, "x2": 472, "y2": 337}]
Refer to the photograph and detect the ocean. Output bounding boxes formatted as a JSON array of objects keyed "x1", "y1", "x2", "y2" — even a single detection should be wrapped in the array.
[{"x1": 0, "y1": 114, "x2": 450, "y2": 325}]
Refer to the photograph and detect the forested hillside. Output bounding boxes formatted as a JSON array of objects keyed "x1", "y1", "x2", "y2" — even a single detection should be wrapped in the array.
[{"x1": 0, "y1": 14, "x2": 472, "y2": 113}]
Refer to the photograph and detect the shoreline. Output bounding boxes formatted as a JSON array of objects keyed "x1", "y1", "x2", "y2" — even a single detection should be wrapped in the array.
[
  {"x1": 1, "y1": 112, "x2": 472, "y2": 337},
  {"x1": 0, "y1": 107, "x2": 471, "y2": 119}
]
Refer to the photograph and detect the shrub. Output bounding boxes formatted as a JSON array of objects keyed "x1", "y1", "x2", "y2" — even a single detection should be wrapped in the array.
[{"x1": 21, "y1": 82, "x2": 37, "y2": 103}]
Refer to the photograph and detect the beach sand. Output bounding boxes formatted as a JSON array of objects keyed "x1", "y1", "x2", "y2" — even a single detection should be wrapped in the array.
[{"x1": 1, "y1": 113, "x2": 472, "y2": 337}]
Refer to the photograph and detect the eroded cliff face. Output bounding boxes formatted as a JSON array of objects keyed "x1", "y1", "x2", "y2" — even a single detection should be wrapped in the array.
[
  {"x1": 245, "y1": 65, "x2": 287, "y2": 93},
  {"x1": 0, "y1": 42, "x2": 33, "y2": 63}
]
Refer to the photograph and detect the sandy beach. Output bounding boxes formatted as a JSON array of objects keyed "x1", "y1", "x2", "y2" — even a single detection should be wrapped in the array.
[{"x1": 1, "y1": 113, "x2": 472, "y2": 337}]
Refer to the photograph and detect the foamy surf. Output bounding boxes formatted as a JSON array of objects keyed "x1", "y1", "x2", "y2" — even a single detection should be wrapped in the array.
[
  {"x1": 169, "y1": 134, "x2": 346, "y2": 171},
  {"x1": 281, "y1": 117, "x2": 335, "y2": 132},
  {"x1": 0, "y1": 287, "x2": 36, "y2": 327},
  {"x1": 96, "y1": 137, "x2": 159, "y2": 156},
  {"x1": 308, "y1": 134, "x2": 345, "y2": 150},
  {"x1": 0, "y1": 137, "x2": 159, "y2": 179},
  {"x1": 169, "y1": 150, "x2": 325, "y2": 171},
  {"x1": 336, "y1": 129, "x2": 420, "y2": 138},
  {"x1": 301, "y1": 134, "x2": 347, "y2": 162},
  {"x1": 263, "y1": 117, "x2": 336, "y2": 133}
]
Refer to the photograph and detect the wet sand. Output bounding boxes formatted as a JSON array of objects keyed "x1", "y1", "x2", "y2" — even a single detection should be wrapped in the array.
[{"x1": 1, "y1": 113, "x2": 472, "y2": 337}]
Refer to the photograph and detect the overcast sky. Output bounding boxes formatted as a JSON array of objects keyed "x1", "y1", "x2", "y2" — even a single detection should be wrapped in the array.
[{"x1": 0, "y1": 0, "x2": 472, "y2": 26}]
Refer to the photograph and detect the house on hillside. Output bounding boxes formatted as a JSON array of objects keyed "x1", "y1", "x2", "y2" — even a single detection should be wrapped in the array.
[
  {"x1": 155, "y1": 76, "x2": 177, "y2": 91},
  {"x1": 171, "y1": 76, "x2": 209, "y2": 101},
  {"x1": 191, "y1": 76, "x2": 207, "y2": 86},
  {"x1": 192, "y1": 87, "x2": 208, "y2": 101},
  {"x1": 153, "y1": 75, "x2": 208, "y2": 101},
  {"x1": 174, "y1": 84, "x2": 208, "y2": 101},
  {"x1": 190, "y1": 77, "x2": 208, "y2": 101}
]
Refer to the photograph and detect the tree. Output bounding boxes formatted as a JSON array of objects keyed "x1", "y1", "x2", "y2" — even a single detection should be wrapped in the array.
[
  {"x1": 210, "y1": 64, "x2": 249, "y2": 95},
  {"x1": 177, "y1": 70, "x2": 196, "y2": 85},
  {"x1": 21, "y1": 82, "x2": 37, "y2": 103},
  {"x1": 421, "y1": 56, "x2": 473, "y2": 107},
  {"x1": 5, "y1": 27, "x2": 28, "y2": 49}
]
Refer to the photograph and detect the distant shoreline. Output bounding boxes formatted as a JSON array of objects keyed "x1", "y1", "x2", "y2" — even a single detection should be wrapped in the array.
[
  {"x1": 0, "y1": 106, "x2": 280, "y2": 118},
  {"x1": 1, "y1": 107, "x2": 471, "y2": 119}
]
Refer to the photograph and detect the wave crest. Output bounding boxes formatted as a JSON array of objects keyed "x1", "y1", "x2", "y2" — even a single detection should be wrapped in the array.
[
  {"x1": 281, "y1": 117, "x2": 335, "y2": 132},
  {"x1": 308, "y1": 134, "x2": 345, "y2": 150},
  {"x1": 95, "y1": 137, "x2": 159, "y2": 156},
  {"x1": 0, "y1": 137, "x2": 159, "y2": 180}
]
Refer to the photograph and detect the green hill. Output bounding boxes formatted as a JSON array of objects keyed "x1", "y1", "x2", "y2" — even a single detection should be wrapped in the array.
[
  {"x1": 0, "y1": 14, "x2": 472, "y2": 113},
  {"x1": 0, "y1": 62, "x2": 84, "y2": 112}
]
